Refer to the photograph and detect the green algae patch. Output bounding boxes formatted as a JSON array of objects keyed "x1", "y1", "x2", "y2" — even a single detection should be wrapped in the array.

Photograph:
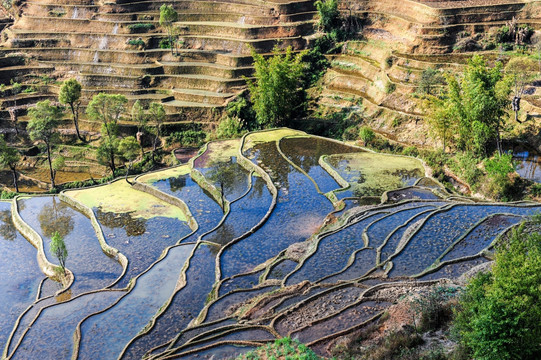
[
  {"x1": 138, "y1": 165, "x2": 191, "y2": 185},
  {"x1": 327, "y1": 152, "x2": 425, "y2": 197},
  {"x1": 244, "y1": 129, "x2": 306, "y2": 151},
  {"x1": 206, "y1": 139, "x2": 241, "y2": 162},
  {"x1": 67, "y1": 180, "x2": 186, "y2": 221}
]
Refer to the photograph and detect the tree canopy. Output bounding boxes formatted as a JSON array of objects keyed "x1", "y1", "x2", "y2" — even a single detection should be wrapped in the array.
[
  {"x1": 59, "y1": 78, "x2": 83, "y2": 140},
  {"x1": 247, "y1": 46, "x2": 306, "y2": 128},
  {"x1": 454, "y1": 226, "x2": 541, "y2": 360},
  {"x1": 428, "y1": 55, "x2": 510, "y2": 156}
]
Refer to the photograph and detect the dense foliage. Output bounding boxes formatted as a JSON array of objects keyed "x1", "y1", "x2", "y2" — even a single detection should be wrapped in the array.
[
  {"x1": 454, "y1": 227, "x2": 541, "y2": 360},
  {"x1": 247, "y1": 46, "x2": 307, "y2": 128}
]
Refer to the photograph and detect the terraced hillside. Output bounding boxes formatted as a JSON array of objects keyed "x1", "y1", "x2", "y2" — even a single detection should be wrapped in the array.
[
  {"x1": 318, "y1": 0, "x2": 541, "y2": 146},
  {"x1": 1, "y1": 129, "x2": 539, "y2": 359},
  {"x1": 0, "y1": 0, "x2": 316, "y2": 133}
]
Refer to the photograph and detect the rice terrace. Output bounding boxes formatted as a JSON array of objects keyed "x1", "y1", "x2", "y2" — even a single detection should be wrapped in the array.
[{"x1": 1, "y1": 0, "x2": 541, "y2": 359}]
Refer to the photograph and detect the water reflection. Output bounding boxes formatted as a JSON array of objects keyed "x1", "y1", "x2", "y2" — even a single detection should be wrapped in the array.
[
  {"x1": 0, "y1": 209, "x2": 16, "y2": 241},
  {"x1": 512, "y1": 148, "x2": 541, "y2": 182},
  {"x1": 38, "y1": 197, "x2": 74, "y2": 239},
  {"x1": 96, "y1": 210, "x2": 147, "y2": 237}
]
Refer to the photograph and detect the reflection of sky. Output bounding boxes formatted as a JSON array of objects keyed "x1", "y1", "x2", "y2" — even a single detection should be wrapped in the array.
[{"x1": 512, "y1": 150, "x2": 541, "y2": 183}]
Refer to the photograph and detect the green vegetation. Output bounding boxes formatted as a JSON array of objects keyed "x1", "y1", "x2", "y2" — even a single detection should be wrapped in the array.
[
  {"x1": 86, "y1": 93, "x2": 128, "y2": 175},
  {"x1": 430, "y1": 55, "x2": 510, "y2": 156},
  {"x1": 237, "y1": 337, "x2": 322, "y2": 360},
  {"x1": 27, "y1": 100, "x2": 64, "y2": 189},
  {"x1": 358, "y1": 126, "x2": 375, "y2": 146},
  {"x1": 159, "y1": 4, "x2": 178, "y2": 55},
  {"x1": 247, "y1": 46, "x2": 307, "y2": 128},
  {"x1": 50, "y1": 231, "x2": 68, "y2": 274},
  {"x1": 0, "y1": 137, "x2": 20, "y2": 192},
  {"x1": 127, "y1": 23, "x2": 154, "y2": 33},
  {"x1": 118, "y1": 136, "x2": 140, "y2": 183},
  {"x1": 453, "y1": 226, "x2": 541, "y2": 360},
  {"x1": 59, "y1": 78, "x2": 83, "y2": 141},
  {"x1": 167, "y1": 130, "x2": 207, "y2": 147}
]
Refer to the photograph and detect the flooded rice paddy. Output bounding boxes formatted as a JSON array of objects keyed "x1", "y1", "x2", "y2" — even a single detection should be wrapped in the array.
[{"x1": 2, "y1": 130, "x2": 540, "y2": 359}]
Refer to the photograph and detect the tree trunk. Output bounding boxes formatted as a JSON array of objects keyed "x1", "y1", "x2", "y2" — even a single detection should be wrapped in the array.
[
  {"x1": 10, "y1": 167, "x2": 19, "y2": 193},
  {"x1": 70, "y1": 103, "x2": 84, "y2": 141},
  {"x1": 496, "y1": 129, "x2": 503, "y2": 156},
  {"x1": 46, "y1": 143, "x2": 56, "y2": 189},
  {"x1": 110, "y1": 149, "x2": 116, "y2": 176},
  {"x1": 152, "y1": 134, "x2": 159, "y2": 163},
  {"x1": 125, "y1": 164, "x2": 132, "y2": 185},
  {"x1": 168, "y1": 28, "x2": 174, "y2": 56}
]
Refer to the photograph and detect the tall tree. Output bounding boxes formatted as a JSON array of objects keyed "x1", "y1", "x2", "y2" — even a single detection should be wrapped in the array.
[
  {"x1": 505, "y1": 57, "x2": 537, "y2": 124},
  {"x1": 118, "y1": 136, "x2": 140, "y2": 184},
  {"x1": 0, "y1": 137, "x2": 21, "y2": 192},
  {"x1": 86, "y1": 93, "x2": 128, "y2": 175},
  {"x1": 148, "y1": 102, "x2": 166, "y2": 163},
  {"x1": 430, "y1": 55, "x2": 510, "y2": 156},
  {"x1": 50, "y1": 231, "x2": 68, "y2": 274},
  {"x1": 247, "y1": 46, "x2": 306, "y2": 128},
  {"x1": 131, "y1": 100, "x2": 147, "y2": 158},
  {"x1": 59, "y1": 78, "x2": 84, "y2": 141},
  {"x1": 27, "y1": 100, "x2": 63, "y2": 189},
  {"x1": 159, "y1": 4, "x2": 178, "y2": 55}
]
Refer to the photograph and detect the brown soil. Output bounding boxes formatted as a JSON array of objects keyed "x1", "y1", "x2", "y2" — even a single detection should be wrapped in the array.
[{"x1": 417, "y1": 0, "x2": 525, "y2": 8}]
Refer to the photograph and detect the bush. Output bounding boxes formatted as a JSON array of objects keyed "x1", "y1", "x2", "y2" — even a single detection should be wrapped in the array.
[
  {"x1": 453, "y1": 227, "x2": 541, "y2": 360},
  {"x1": 237, "y1": 337, "x2": 322, "y2": 360},
  {"x1": 215, "y1": 115, "x2": 246, "y2": 139},
  {"x1": 0, "y1": 190, "x2": 18, "y2": 199},
  {"x1": 159, "y1": 38, "x2": 171, "y2": 49},
  {"x1": 402, "y1": 146, "x2": 419, "y2": 157},
  {"x1": 127, "y1": 23, "x2": 155, "y2": 33},
  {"x1": 358, "y1": 126, "x2": 375, "y2": 145},
  {"x1": 167, "y1": 130, "x2": 207, "y2": 147},
  {"x1": 127, "y1": 39, "x2": 145, "y2": 47},
  {"x1": 385, "y1": 82, "x2": 397, "y2": 94}
]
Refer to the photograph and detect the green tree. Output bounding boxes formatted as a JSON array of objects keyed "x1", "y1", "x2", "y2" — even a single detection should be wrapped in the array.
[
  {"x1": 131, "y1": 100, "x2": 147, "y2": 157},
  {"x1": 159, "y1": 4, "x2": 178, "y2": 55},
  {"x1": 86, "y1": 93, "x2": 128, "y2": 175},
  {"x1": 59, "y1": 78, "x2": 83, "y2": 141},
  {"x1": 432, "y1": 55, "x2": 510, "y2": 156},
  {"x1": 315, "y1": 0, "x2": 342, "y2": 33},
  {"x1": 428, "y1": 97, "x2": 455, "y2": 152},
  {"x1": 0, "y1": 137, "x2": 21, "y2": 192},
  {"x1": 505, "y1": 57, "x2": 537, "y2": 123},
  {"x1": 418, "y1": 67, "x2": 445, "y2": 96},
  {"x1": 148, "y1": 102, "x2": 166, "y2": 162},
  {"x1": 118, "y1": 136, "x2": 140, "y2": 183},
  {"x1": 27, "y1": 100, "x2": 64, "y2": 189},
  {"x1": 247, "y1": 46, "x2": 306, "y2": 128},
  {"x1": 50, "y1": 231, "x2": 68, "y2": 274},
  {"x1": 454, "y1": 226, "x2": 541, "y2": 360}
]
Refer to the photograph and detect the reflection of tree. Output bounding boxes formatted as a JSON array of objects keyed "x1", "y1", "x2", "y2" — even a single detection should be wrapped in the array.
[
  {"x1": 168, "y1": 175, "x2": 187, "y2": 193},
  {"x1": 250, "y1": 177, "x2": 265, "y2": 199},
  {"x1": 38, "y1": 198, "x2": 74, "y2": 239},
  {"x1": 0, "y1": 210, "x2": 16, "y2": 241},
  {"x1": 206, "y1": 223, "x2": 237, "y2": 255},
  {"x1": 205, "y1": 158, "x2": 246, "y2": 200},
  {"x1": 96, "y1": 210, "x2": 147, "y2": 237}
]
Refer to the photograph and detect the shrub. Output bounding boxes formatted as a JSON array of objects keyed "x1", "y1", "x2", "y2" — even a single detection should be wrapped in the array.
[
  {"x1": 358, "y1": 126, "x2": 375, "y2": 145},
  {"x1": 385, "y1": 82, "x2": 396, "y2": 94},
  {"x1": 127, "y1": 39, "x2": 145, "y2": 47},
  {"x1": 402, "y1": 146, "x2": 419, "y2": 157},
  {"x1": 237, "y1": 337, "x2": 322, "y2": 360},
  {"x1": 215, "y1": 116, "x2": 246, "y2": 139},
  {"x1": 159, "y1": 38, "x2": 171, "y2": 49},
  {"x1": 127, "y1": 23, "x2": 154, "y2": 33},
  {"x1": 453, "y1": 227, "x2": 541, "y2": 360},
  {"x1": 167, "y1": 130, "x2": 207, "y2": 147},
  {"x1": 0, "y1": 190, "x2": 18, "y2": 199}
]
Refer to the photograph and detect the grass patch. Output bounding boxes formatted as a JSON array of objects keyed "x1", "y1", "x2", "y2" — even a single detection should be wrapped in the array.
[
  {"x1": 244, "y1": 129, "x2": 306, "y2": 150},
  {"x1": 137, "y1": 165, "x2": 190, "y2": 185},
  {"x1": 67, "y1": 179, "x2": 187, "y2": 221}
]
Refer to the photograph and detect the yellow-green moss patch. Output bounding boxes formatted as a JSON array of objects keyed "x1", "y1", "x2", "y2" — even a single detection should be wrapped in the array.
[
  {"x1": 206, "y1": 139, "x2": 241, "y2": 161},
  {"x1": 138, "y1": 165, "x2": 191, "y2": 185},
  {"x1": 327, "y1": 153, "x2": 425, "y2": 197},
  {"x1": 244, "y1": 129, "x2": 306, "y2": 151},
  {"x1": 66, "y1": 180, "x2": 187, "y2": 221}
]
